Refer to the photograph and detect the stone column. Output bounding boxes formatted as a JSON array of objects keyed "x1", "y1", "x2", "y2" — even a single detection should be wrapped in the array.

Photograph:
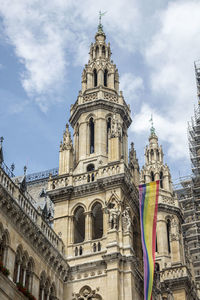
[
  {"x1": 68, "y1": 216, "x2": 74, "y2": 244},
  {"x1": 98, "y1": 69, "x2": 104, "y2": 86},
  {"x1": 157, "y1": 218, "x2": 168, "y2": 256},
  {"x1": 79, "y1": 122, "x2": 87, "y2": 159},
  {"x1": 23, "y1": 269, "x2": 26, "y2": 286},
  {"x1": 85, "y1": 212, "x2": 92, "y2": 241},
  {"x1": 16, "y1": 263, "x2": 21, "y2": 283},
  {"x1": 108, "y1": 73, "x2": 114, "y2": 89},
  {"x1": 103, "y1": 209, "x2": 108, "y2": 235},
  {"x1": 87, "y1": 72, "x2": 93, "y2": 88},
  {"x1": 41, "y1": 289, "x2": 44, "y2": 300}
]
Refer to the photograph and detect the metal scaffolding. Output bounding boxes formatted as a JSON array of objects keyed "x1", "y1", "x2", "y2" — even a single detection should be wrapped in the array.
[{"x1": 175, "y1": 61, "x2": 200, "y2": 283}]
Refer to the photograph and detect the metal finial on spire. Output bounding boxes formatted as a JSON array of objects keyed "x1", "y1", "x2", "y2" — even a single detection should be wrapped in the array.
[
  {"x1": 149, "y1": 114, "x2": 156, "y2": 135},
  {"x1": 24, "y1": 165, "x2": 27, "y2": 175},
  {"x1": 0, "y1": 137, "x2": 4, "y2": 146},
  {"x1": 98, "y1": 10, "x2": 107, "y2": 33}
]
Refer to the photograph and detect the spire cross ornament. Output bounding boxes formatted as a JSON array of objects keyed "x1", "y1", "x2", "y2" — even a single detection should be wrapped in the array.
[
  {"x1": 99, "y1": 10, "x2": 107, "y2": 26},
  {"x1": 98, "y1": 10, "x2": 107, "y2": 33},
  {"x1": 149, "y1": 114, "x2": 155, "y2": 135}
]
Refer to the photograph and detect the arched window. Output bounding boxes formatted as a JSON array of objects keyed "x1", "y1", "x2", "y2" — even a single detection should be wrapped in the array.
[
  {"x1": 49, "y1": 284, "x2": 56, "y2": 300},
  {"x1": 13, "y1": 249, "x2": 21, "y2": 283},
  {"x1": 160, "y1": 171, "x2": 163, "y2": 188},
  {"x1": 150, "y1": 149, "x2": 154, "y2": 161},
  {"x1": 93, "y1": 69, "x2": 97, "y2": 87},
  {"x1": 74, "y1": 206, "x2": 85, "y2": 243},
  {"x1": 19, "y1": 255, "x2": 27, "y2": 285},
  {"x1": 92, "y1": 203, "x2": 103, "y2": 240},
  {"x1": 89, "y1": 118, "x2": 95, "y2": 154},
  {"x1": 87, "y1": 164, "x2": 95, "y2": 172},
  {"x1": 167, "y1": 219, "x2": 171, "y2": 254},
  {"x1": 98, "y1": 242, "x2": 101, "y2": 251},
  {"x1": 156, "y1": 149, "x2": 159, "y2": 160},
  {"x1": 25, "y1": 259, "x2": 34, "y2": 290},
  {"x1": 96, "y1": 46, "x2": 99, "y2": 58},
  {"x1": 151, "y1": 171, "x2": 155, "y2": 181},
  {"x1": 44, "y1": 280, "x2": 50, "y2": 300},
  {"x1": 102, "y1": 46, "x2": 105, "y2": 57},
  {"x1": 39, "y1": 273, "x2": 46, "y2": 300},
  {"x1": 0, "y1": 234, "x2": 6, "y2": 263},
  {"x1": 107, "y1": 117, "x2": 111, "y2": 153},
  {"x1": 104, "y1": 69, "x2": 108, "y2": 87}
]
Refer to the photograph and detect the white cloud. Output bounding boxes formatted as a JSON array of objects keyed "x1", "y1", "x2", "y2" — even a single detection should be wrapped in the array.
[
  {"x1": 145, "y1": 0, "x2": 200, "y2": 117},
  {"x1": 0, "y1": 0, "x2": 142, "y2": 111},
  {"x1": 120, "y1": 73, "x2": 144, "y2": 104},
  {"x1": 132, "y1": 103, "x2": 189, "y2": 159},
  {"x1": 130, "y1": 0, "x2": 200, "y2": 161}
]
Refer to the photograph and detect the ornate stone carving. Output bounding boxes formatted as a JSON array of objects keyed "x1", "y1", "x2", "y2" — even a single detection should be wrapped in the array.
[
  {"x1": 110, "y1": 113, "x2": 121, "y2": 138},
  {"x1": 105, "y1": 199, "x2": 121, "y2": 230},
  {"x1": 104, "y1": 92, "x2": 118, "y2": 102},
  {"x1": 72, "y1": 286, "x2": 102, "y2": 300},
  {"x1": 162, "y1": 196, "x2": 175, "y2": 205},
  {"x1": 60, "y1": 124, "x2": 73, "y2": 151},
  {"x1": 83, "y1": 92, "x2": 98, "y2": 102},
  {"x1": 122, "y1": 207, "x2": 131, "y2": 232}
]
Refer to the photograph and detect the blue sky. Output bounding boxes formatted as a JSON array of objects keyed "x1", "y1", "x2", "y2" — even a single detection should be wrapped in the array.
[{"x1": 0, "y1": 0, "x2": 200, "y2": 182}]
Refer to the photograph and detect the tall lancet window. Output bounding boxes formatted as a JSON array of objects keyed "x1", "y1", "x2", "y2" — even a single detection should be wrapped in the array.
[
  {"x1": 102, "y1": 46, "x2": 106, "y2": 57},
  {"x1": 167, "y1": 219, "x2": 171, "y2": 254},
  {"x1": 107, "y1": 117, "x2": 111, "y2": 153},
  {"x1": 151, "y1": 171, "x2": 155, "y2": 181},
  {"x1": 93, "y1": 69, "x2": 97, "y2": 87},
  {"x1": 96, "y1": 46, "x2": 99, "y2": 58},
  {"x1": 160, "y1": 171, "x2": 163, "y2": 188},
  {"x1": 104, "y1": 69, "x2": 108, "y2": 87},
  {"x1": 89, "y1": 118, "x2": 95, "y2": 154}
]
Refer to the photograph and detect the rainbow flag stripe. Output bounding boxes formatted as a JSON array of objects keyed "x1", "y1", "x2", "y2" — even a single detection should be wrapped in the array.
[{"x1": 139, "y1": 181, "x2": 159, "y2": 300}]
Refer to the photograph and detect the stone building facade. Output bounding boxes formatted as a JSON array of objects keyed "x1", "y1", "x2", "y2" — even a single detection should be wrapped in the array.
[{"x1": 0, "y1": 24, "x2": 199, "y2": 300}]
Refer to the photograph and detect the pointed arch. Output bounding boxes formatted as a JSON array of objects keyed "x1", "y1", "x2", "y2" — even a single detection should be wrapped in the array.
[
  {"x1": 107, "y1": 117, "x2": 111, "y2": 153},
  {"x1": 104, "y1": 69, "x2": 108, "y2": 87},
  {"x1": 166, "y1": 219, "x2": 171, "y2": 254},
  {"x1": 74, "y1": 206, "x2": 85, "y2": 243},
  {"x1": 95, "y1": 46, "x2": 99, "y2": 58},
  {"x1": 89, "y1": 117, "x2": 95, "y2": 154},
  {"x1": 151, "y1": 171, "x2": 155, "y2": 182},
  {"x1": 91, "y1": 202, "x2": 103, "y2": 240},
  {"x1": 102, "y1": 45, "x2": 106, "y2": 57},
  {"x1": 93, "y1": 69, "x2": 97, "y2": 87},
  {"x1": 160, "y1": 171, "x2": 163, "y2": 188}
]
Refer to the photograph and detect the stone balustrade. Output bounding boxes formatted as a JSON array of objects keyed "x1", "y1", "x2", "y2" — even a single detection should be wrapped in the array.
[
  {"x1": 160, "y1": 265, "x2": 191, "y2": 282},
  {"x1": 70, "y1": 87, "x2": 130, "y2": 116},
  {"x1": 48, "y1": 162, "x2": 125, "y2": 190},
  {"x1": 0, "y1": 165, "x2": 65, "y2": 254}
]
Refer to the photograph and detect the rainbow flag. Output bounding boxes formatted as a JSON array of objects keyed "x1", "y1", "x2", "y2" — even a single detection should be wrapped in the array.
[{"x1": 139, "y1": 181, "x2": 159, "y2": 300}]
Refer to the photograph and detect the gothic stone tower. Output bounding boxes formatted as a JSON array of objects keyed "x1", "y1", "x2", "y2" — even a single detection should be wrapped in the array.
[
  {"x1": 141, "y1": 128, "x2": 198, "y2": 300},
  {"x1": 47, "y1": 25, "x2": 143, "y2": 300}
]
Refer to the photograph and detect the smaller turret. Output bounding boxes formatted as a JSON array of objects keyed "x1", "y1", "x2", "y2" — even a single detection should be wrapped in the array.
[
  {"x1": 59, "y1": 124, "x2": 73, "y2": 175},
  {"x1": 129, "y1": 142, "x2": 139, "y2": 186},
  {"x1": 141, "y1": 127, "x2": 172, "y2": 192}
]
